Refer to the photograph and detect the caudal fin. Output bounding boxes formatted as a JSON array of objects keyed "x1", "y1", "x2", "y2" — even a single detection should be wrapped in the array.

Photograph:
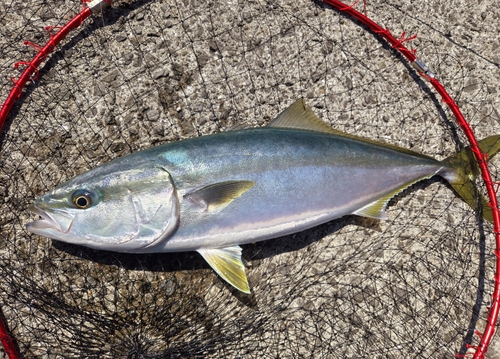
[{"x1": 441, "y1": 135, "x2": 500, "y2": 223}]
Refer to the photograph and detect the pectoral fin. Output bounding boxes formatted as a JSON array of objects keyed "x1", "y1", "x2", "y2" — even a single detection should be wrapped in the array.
[
  {"x1": 197, "y1": 246, "x2": 250, "y2": 294},
  {"x1": 185, "y1": 180, "x2": 255, "y2": 211}
]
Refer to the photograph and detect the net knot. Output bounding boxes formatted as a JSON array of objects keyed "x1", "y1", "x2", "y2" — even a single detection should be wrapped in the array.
[
  {"x1": 373, "y1": 27, "x2": 392, "y2": 38},
  {"x1": 24, "y1": 41, "x2": 43, "y2": 51},
  {"x1": 336, "y1": 0, "x2": 367, "y2": 15},
  {"x1": 13, "y1": 61, "x2": 40, "y2": 81},
  {"x1": 393, "y1": 31, "x2": 417, "y2": 55},
  {"x1": 455, "y1": 353, "x2": 475, "y2": 359},
  {"x1": 45, "y1": 26, "x2": 63, "y2": 39},
  {"x1": 493, "y1": 272, "x2": 500, "y2": 283},
  {"x1": 465, "y1": 343, "x2": 477, "y2": 350}
]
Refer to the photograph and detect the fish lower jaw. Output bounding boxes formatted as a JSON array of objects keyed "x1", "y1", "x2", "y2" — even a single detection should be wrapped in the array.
[
  {"x1": 26, "y1": 217, "x2": 62, "y2": 235},
  {"x1": 27, "y1": 205, "x2": 66, "y2": 235}
]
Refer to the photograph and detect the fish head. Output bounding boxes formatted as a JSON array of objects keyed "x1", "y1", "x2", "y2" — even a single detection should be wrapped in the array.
[{"x1": 27, "y1": 166, "x2": 180, "y2": 252}]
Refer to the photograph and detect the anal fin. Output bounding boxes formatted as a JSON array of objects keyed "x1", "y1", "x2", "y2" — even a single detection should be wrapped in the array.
[
  {"x1": 353, "y1": 196, "x2": 390, "y2": 220},
  {"x1": 353, "y1": 174, "x2": 436, "y2": 220},
  {"x1": 197, "y1": 246, "x2": 251, "y2": 294}
]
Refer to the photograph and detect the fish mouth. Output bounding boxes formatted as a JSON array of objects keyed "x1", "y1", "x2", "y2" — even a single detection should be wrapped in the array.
[{"x1": 27, "y1": 205, "x2": 74, "y2": 234}]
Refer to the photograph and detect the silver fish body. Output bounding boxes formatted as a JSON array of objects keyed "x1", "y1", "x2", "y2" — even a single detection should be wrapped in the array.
[
  {"x1": 27, "y1": 99, "x2": 500, "y2": 293},
  {"x1": 150, "y1": 128, "x2": 442, "y2": 251}
]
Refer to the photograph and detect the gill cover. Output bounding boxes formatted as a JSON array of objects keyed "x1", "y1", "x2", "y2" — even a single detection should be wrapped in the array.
[{"x1": 100, "y1": 167, "x2": 180, "y2": 251}]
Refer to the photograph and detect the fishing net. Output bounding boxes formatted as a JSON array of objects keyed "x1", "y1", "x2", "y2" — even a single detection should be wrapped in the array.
[{"x1": 1, "y1": 0, "x2": 500, "y2": 357}]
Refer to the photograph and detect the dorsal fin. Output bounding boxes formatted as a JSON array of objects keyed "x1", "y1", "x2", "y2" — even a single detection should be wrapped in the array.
[
  {"x1": 269, "y1": 99, "x2": 435, "y2": 160},
  {"x1": 225, "y1": 122, "x2": 250, "y2": 132},
  {"x1": 267, "y1": 98, "x2": 337, "y2": 134}
]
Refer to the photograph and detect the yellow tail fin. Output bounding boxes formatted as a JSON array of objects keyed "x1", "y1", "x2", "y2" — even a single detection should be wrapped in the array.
[{"x1": 441, "y1": 135, "x2": 500, "y2": 223}]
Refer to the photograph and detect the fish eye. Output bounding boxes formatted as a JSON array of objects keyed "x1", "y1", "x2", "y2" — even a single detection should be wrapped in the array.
[{"x1": 72, "y1": 190, "x2": 93, "y2": 209}]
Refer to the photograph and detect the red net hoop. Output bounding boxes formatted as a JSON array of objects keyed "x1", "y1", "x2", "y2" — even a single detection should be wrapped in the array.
[
  {"x1": 321, "y1": 2, "x2": 500, "y2": 357},
  {"x1": 0, "y1": 1, "x2": 109, "y2": 358},
  {"x1": 0, "y1": 0, "x2": 498, "y2": 358}
]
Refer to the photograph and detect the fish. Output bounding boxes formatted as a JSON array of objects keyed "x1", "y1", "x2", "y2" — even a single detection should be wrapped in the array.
[{"x1": 27, "y1": 99, "x2": 500, "y2": 293}]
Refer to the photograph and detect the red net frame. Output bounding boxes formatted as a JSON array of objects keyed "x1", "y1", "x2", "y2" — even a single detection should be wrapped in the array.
[
  {"x1": 0, "y1": 0, "x2": 111, "y2": 132},
  {"x1": 0, "y1": 2, "x2": 110, "y2": 358},
  {"x1": 323, "y1": 1, "x2": 500, "y2": 358},
  {"x1": 0, "y1": 0, "x2": 498, "y2": 358},
  {"x1": 0, "y1": 309, "x2": 18, "y2": 359}
]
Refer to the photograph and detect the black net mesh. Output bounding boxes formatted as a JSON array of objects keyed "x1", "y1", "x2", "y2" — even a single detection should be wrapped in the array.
[{"x1": 1, "y1": 0, "x2": 500, "y2": 357}]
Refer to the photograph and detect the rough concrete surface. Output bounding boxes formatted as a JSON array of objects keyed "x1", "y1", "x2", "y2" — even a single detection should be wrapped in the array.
[{"x1": 1, "y1": 0, "x2": 500, "y2": 358}]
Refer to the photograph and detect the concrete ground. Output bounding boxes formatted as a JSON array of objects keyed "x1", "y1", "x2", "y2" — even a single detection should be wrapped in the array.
[{"x1": 1, "y1": 0, "x2": 500, "y2": 357}]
